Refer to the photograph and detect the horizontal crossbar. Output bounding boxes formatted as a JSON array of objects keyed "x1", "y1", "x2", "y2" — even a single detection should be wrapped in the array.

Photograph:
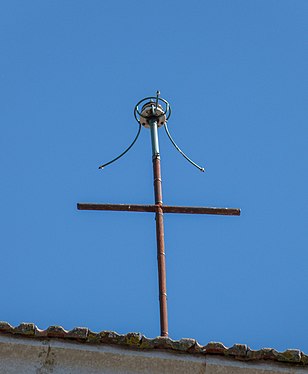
[{"x1": 77, "y1": 203, "x2": 240, "y2": 216}]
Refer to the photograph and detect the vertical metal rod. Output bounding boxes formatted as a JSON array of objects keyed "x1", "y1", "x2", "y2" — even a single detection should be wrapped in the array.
[{"x1": 149, "y1": 118, "x2": 169, "y2": 337}]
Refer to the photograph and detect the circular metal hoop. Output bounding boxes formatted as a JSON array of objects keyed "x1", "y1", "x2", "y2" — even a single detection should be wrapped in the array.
[{"x1": 134, "y1": 96, "x2": 172, "y2": 126}]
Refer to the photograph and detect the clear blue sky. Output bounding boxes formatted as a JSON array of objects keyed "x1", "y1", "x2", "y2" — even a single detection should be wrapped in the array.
[{"x1": 1, "y1": 1, "x2": 307, "y2": 352}]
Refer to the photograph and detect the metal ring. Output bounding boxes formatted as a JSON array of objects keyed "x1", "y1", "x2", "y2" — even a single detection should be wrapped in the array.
[{"x1": 134, "y1": 97, "x2": 171, "y2": 124}]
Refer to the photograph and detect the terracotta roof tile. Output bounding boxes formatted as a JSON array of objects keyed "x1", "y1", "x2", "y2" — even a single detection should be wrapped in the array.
[{"x1": 0, "y1": 322, "x2": 306, "y2": 366}]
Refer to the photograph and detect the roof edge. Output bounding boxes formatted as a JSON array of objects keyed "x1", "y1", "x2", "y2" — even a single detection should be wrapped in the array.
[{"x1": 0, "y1": 322, "x2": 307, "y2": 366}]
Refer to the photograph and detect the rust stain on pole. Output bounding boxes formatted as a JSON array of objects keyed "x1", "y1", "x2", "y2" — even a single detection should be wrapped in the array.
[
  {"x1": 153, "y1": 156, "x2": 168, "y2": 337},
  {"x1": 77, "y1": 203, "x2": 240, "y2": 216},
  {"x1": 77, "y1": 203, "x2": 156, "y2": 212},
  {"x1": 163, "y1": 206, "x2": 240, "y2": 215}
]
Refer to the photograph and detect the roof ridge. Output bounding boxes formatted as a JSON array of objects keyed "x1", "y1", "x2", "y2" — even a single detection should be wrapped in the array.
[{"x1": 0, "y1": 322, "x2": 307, "y2": 366}]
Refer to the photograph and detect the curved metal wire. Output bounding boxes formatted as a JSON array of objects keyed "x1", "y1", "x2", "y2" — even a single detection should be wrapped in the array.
[
  {"x1": 164, "y1": 122, "x2": 205, "y2": 172},
  {"x1": 98, "y1": 123, "x2": 142, "y2": 169}
]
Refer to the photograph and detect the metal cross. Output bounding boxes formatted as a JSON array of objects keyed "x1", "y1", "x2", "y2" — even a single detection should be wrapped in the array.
[{"x1": 77, "y1": 92, "x2": 240, "y2": 337}]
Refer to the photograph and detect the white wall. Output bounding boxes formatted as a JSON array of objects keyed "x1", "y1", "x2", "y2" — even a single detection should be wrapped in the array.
[{"x1": 0, "y1": 335, "x2": 307, "y2": 374}]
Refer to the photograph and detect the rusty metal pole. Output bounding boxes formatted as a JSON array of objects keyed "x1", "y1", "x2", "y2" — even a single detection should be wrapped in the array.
[{"x1": 149, "y1": 117, "x2": 168, "y2": 337}]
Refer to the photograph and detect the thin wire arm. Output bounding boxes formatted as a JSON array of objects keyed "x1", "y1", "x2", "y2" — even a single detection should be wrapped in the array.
[
  {"x1": 164, "y1": 123, "x2": 205, "y2": 172},
  {"x1": 98, "y1": 123, "x2": 142, "y2": 169}
]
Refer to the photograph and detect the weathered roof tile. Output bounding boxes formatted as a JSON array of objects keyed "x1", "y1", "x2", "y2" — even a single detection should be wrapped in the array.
[
  {"x1": 46, "y1": 325, "x2": 68, "y2": 338},
  {"x1": 124, "y1": 332, "x2": 143, "y2": 347},
  {"x1": 0, "y1": 321, "x2": 14, "y2": 333},
  {"x1": 174, "y1": 338, "x2": 196, "y2": 352},
  {"x1": 301, "y1": 353, "x2": 308, "y2": 365},
  {"x1": 67, "y1": 327, "x2": 88, "y2": 340},
  {"x1": 278, "y1": 349, "x2": 301, "y2": 363},
  {"x1": 98, "y1": 330, "x2": 126, "y2": 345},
  {"x1": 203, "y1": 341, "x2": 228, "y2": 354},
  {"x1": 227, "y1": 344, "x2": 248, "y2": 358},
  {"x1": 14, "y1": 323, "x2": 36, "y2": 336},
  {"x1": 87, "y1": 330, "x2": 100, "y2": 344},
  {"x1": 247, "y1": 347, "x2": 279, "y2": 361}
]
